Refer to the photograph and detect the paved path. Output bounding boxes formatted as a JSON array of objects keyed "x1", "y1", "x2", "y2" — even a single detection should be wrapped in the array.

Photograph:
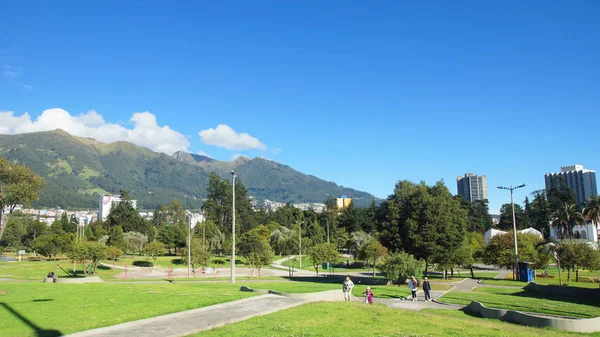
[{"x1": 63, "y1": 294, "x2": 305, "y2": 337}]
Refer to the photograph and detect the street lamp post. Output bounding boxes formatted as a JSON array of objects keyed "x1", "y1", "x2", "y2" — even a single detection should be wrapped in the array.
[
  {"x1": 298, "y1": 220, "x2": 304, "y2": 269},
  {"x1": 498, "y1": 184, "x2": 525, "y2": 280},
  {"x1": 325, "y1": 218, "x2": 329, "y2": 244},
  {"x1": 231, "y1": 171, "x2": 236, "y2": 284},
  {"x1": 187, "y1": 216, "x2": 191, "y2": 278}
]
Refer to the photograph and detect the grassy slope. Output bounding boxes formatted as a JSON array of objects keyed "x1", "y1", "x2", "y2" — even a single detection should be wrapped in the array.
[
  {"x1": 0, "y1": 261, "x2": 121, "y2": 281},
  {"x1": 439, "y1": 287, "x2": 600, "y2": 318},
  {"x1": 191, "y1": 302, "x2": 598, "y2": 337},
  {"x1": 0, "y1": 282, "x2": 256, "y2": 337}
]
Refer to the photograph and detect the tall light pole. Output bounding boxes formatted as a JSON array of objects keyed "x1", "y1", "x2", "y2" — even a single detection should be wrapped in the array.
[
  {"x1": 187, "y1": 215, "x2": 191, "y2": 278},
  {"x1": 298, "y1": 220, "x2": 304, "y2": 268},
  {"x1": 325, "y1": 218, "x2": 329, "y2": 244},
  {"x1": 231, "y1": 171, "x2": 236, "y2": 284},
  {"x1": 498, "y1": 184, "x2": 525, "y2": 280}
]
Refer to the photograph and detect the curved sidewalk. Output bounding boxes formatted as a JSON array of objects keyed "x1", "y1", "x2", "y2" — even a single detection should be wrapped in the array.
[{"x1": 63, "y1": 294, "x2": 305, "y2": 337}]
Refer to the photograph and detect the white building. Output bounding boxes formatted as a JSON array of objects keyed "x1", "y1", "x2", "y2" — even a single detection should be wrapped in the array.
[
  {"x1": 98, "y1": 195, "x2": 137, "y2": 221},
  {"x1": 549, "y1": 222, "x2": 599, "y2": 244},
  {"x1": 545, "y1": 165, "x2": 597, "y2": 207},
  {"x1": 186, "y1": 211, "x2": 205, "y2": 228},
  {"x1": 484, "y1": 227, "x2": 544, "y2": 244}
]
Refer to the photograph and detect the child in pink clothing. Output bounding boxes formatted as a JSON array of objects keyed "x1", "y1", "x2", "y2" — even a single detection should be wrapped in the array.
[{"x1": 364, "y1": 287, "x2": 374, "y2": 304}]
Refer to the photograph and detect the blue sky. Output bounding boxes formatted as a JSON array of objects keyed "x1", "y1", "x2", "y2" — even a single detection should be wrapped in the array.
[{"x1": 1, "y1": 1, "x2": 599, "y2": 213}]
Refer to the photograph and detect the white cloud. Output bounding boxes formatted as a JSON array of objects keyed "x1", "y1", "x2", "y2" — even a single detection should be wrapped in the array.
[
  {"x1": 271, "y1": 148, "x2": 282, "y2": 155},
  {"x1": 199, "y1": 124, "x2": 266, "y2": 150},
  {"x1": 3, "y1": 65, "x2": 18, "y2": 78},
  {"x1": 0, "y1": 108, "x2": 190, "y2": 155},
  {"x1": 197, "y1": 150, "x2": 211, "y2": 158}
]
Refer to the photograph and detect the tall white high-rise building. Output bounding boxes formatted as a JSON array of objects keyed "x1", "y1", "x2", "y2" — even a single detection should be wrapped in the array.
[
  {"x1": 457, "y1": 173, "x2": 488, "y2": 202},
  {"x1": 545, "y1": 165, "x2": 597, "y2": 207}
]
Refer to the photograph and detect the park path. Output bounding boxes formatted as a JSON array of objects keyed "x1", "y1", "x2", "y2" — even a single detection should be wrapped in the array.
[{"x1": 63, "y1": 294, "x2": 306, "y2": 337}]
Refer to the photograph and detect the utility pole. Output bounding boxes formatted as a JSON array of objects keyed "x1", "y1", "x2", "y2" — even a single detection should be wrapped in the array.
[
  {"x1": 231, "y1": 171, "x2": 236, "y2": 284},
  {"x1": 498, "y1": 184, "x2": 525, "y2": 281},
  {"x1": 187, "y1": 215, "x2": 191, "y2": 278},
  {"x1": 298, "y1": 220, "x2": 304, "y2": 268}
]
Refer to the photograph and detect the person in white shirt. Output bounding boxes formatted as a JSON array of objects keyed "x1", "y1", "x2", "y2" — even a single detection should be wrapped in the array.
[
  {"x1": 408, "y1": 276, "x2": 419, "y2": 301},
  {"x1": 342, "y1": 275, "x2": 355, "y2": 301}
]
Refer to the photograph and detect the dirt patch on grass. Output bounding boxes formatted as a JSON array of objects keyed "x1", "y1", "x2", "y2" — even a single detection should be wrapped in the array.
[{"x1": 0, "y1": 291, "x2": 7, "y2": 295}]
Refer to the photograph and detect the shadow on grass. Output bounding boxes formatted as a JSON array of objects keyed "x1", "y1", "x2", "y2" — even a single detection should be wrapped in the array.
[
  {"x1": 171, "y1": 258, "x2": 183, "y2": 265},
  {"x1": 32, "y1": 299, "x2": 53, "y2": 302},
  {"x1": 132, "y1": 261, "x2": 153, "y2": 267},
  {"x1": 1, "y1": 302, "x2": 62, "y2": 337},
  {"x1": 505, "y1": 289, "x2": 600, "y2": 309}
]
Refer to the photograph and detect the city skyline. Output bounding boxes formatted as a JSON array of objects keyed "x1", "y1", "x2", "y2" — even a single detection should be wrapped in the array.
[{"x1": 1, "y1": 2, "x2": 599, "y2": 213}]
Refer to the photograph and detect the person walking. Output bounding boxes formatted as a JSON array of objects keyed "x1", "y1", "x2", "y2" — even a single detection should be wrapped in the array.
[
  {"x1": 342, "y1": 275, "x2": 355, "y2": 302},
  {"x1": 408, "y1": 276, "x2": 418, "y2": 301},
  {"x1": 364, "y1": 287, "x2": 374, "y2": 304},
  {"x1": 422, "y1": 277, "x2": 431, "y2": 302}
]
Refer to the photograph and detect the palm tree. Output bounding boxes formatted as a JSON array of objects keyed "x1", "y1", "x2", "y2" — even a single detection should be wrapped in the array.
[
  {"x1": 551, "y1": 202, "x2": 584, "y2": 239},
  {"x1": 583, "y1": 195, "x2": 600, "y2": 226}
]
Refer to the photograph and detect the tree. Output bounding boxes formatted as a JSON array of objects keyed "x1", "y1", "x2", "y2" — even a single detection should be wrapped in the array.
[
  {"x1": 181, "y1": 238, "x2": 212, "y2": 277},
  {"x1": 68, "y1": 242, "x2": 90, "y2": 275},
  {"x1": 105, "y1": 190, "x2": 147, "y2": 234},
  {"x1": 482, "y1": 232, "x2": 542, "y2": 272},
  {"x1": 557, "y1": 241, "x2": 600, "y2": 282},
  {"x1": 108, "y1": 225, "x2": 126, "y2": 250},
  {"x1": 85, "y1": 241, "x2": 108, "y2": 275},
  {"x1": 107, "y1": 246, "x2": 124, "y2": 266},
  {"x1": 0, "y1": 157, "x2": 45, "y2": 243},
  {"x1": 378, "y1": 181, "x2": 466, "y2": 276},
  {"x1": 308, "y1": 243, "x2": 339, "y2": 276},
  {"x1": 123, "y1": 231, "x2": 148, "y2": 254},
  {"x1": 32, "y1": 231, "x2": 72, "y2": 260},
  {"x1": 459, "y1": 198, "x2": 492, "y2": 233},
  {"x1": 527, "y1": 191, "x2": 551, "y2": 237},
  {"x1": 270, "y1": 226, "x2": 298, "y2": 276},
  {"x1": 357, "y1": 238, "x2": 388, "y2": 277},
  {"x1": 194, "y1": 220, "x2": 224, "y2": 254},
  {"x1": 547, "y1": 177, "x2": 576, "y2": 211},
  {"x1": 239, "y1": 225, "x2": 274, "y2": 277},
  {"x1": 202, "y1": 173, "x2": 254, "y2": 235},
  {"x1": 380, "y1": 252, "x2": 425, "y2": 285},
  {"x1": 498, "y1": 203, "x2": 527, "y2": 230},
  {"x1": 583, "y1": 195, "x2": 600, "y2": 226},
  {"x1": 1, "y1": 216, "x2": 27, "y2": 250},
  {"x1": 551, "y1": 203, "x2": 584, "y2": 239},
  {"x1": 144, "y1": 241, "x2": 166, "y2": 267}
]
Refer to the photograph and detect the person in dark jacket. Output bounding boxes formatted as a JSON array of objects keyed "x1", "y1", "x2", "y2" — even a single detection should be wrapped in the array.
[{"x1": 422, "y1": 277, "x2": 431, "y2": 302}]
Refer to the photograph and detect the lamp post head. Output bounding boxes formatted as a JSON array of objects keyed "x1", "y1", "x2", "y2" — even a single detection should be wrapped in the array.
[{"x1": 231, "y1": 170, "x2": 235, "y2": 176}]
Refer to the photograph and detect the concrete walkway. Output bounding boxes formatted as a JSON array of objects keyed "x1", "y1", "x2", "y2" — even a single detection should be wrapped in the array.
[{"x1": 63, "y1": 294, "x2": 306, "y2": 337}]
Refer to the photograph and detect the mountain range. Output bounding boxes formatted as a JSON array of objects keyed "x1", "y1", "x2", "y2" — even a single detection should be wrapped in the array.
[{"x1": 0, "y1": 130, "x2": 376, "y2": 210}]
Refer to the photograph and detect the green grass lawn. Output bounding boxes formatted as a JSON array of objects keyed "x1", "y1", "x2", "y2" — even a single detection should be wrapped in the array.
[
  {"x1": 280, "y1": 256, "x2": 373, "y2": 273},
  {"x1": 0, "y1": 282, "x2": 257, "y2": 337},
  {"x1": 189, "y1": 302, "x2": 598, "y2": 337},
  {"x1": 438, "y1": 287, "x2": 600, "y2": 318},
  {"x1": 0, "y1": 261, "x2": 122, "y2": 281},
  {"x1": 483, "y1": 277, "x2": 600, "y2": 289}
]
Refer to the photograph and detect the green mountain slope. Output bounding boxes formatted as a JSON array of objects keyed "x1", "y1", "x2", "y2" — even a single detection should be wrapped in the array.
[
  {"x1": 0, "y1": 130, "x2": 377, "y2": 209},
  {"x1": 0, "y1": 130, "x2": 208, "y2": 210},
  {"x1": 172, "y1": 152, "x2": 375, "y2": 206}
]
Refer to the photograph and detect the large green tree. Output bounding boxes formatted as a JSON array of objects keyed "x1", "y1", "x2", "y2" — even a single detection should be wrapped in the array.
[
  {"x1": 308, "y1": 243, "x2": 339, "y2": 276},
  {"x1": 105, "y1": 190, "x2": 148, "y2": 234},
  {"x1": 497, "y1": 203, "x2": 527, "y2": 230},
  {"x1": 202, "y1": 172, "x2": 254, "y2": 236},
  {"x1": 378, "y1": 180, "x2": 467, "y2": 276},
  {"x1": 238, "y1": 225, "x2": 274, "y2": 277},
  {"x1": 0, "y1": 157, "x2": 45, "y2": 243}
]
